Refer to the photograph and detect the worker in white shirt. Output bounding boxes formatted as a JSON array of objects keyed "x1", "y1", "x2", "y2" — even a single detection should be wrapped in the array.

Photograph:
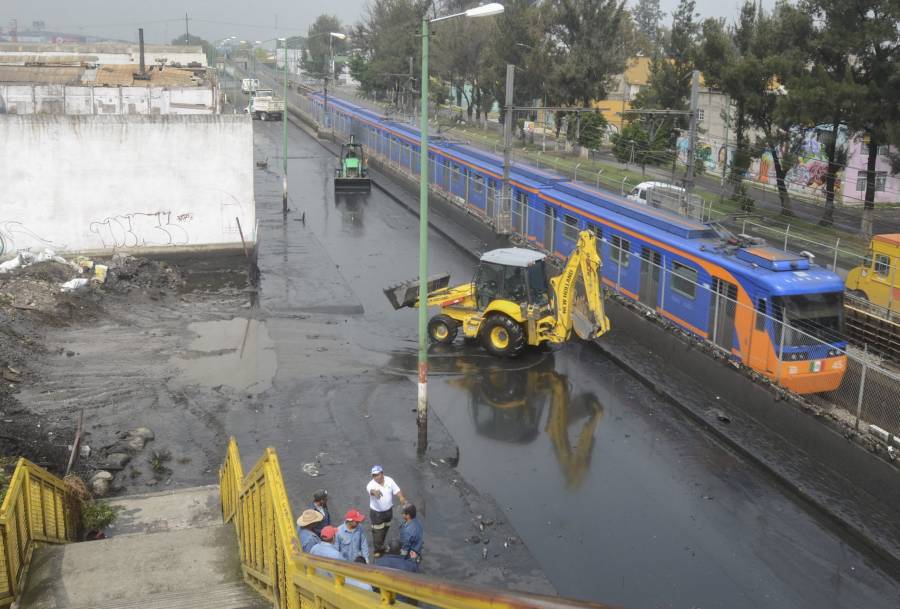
[{"x1": 366, "y1": 464, "x2": 406, "y2": 556}]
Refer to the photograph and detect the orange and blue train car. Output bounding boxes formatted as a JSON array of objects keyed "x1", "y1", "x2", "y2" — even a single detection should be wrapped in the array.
[{"x1": 311, "y1": 94, "x2": 848, "y2": 394}]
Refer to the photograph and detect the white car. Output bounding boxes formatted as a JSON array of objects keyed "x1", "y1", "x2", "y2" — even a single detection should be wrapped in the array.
[{"x1": 627, "y1": 181, "x2": 686, "y2": 207}]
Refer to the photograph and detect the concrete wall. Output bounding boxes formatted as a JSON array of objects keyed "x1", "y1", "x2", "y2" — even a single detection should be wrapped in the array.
[
  {"x1": 0, "y1": 114, "x2": 254, "y2": 255},
  {"x1": 0, "y1": 84, "x2": 218, "y2": 115}
]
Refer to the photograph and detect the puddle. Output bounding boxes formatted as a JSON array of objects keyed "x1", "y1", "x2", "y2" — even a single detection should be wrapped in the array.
[{"x1": 169, "y1": 318, "x2": 277, "y2": 395}]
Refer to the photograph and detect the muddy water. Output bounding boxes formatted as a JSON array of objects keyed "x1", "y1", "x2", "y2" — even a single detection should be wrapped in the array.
[
  {"x1": 250, "y1": 119, "x2": 900, "y2": 609},
  {"x1": 169, "y1": 318, "x2": 276, "y2": 395}
]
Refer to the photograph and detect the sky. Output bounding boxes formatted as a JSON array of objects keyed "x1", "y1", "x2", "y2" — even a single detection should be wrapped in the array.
[{"x1": 1, "y1": 1, "x2": 775, "y2": 47}]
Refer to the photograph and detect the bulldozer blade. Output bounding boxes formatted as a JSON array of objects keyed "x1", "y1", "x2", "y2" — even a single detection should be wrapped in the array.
[
  {"x1": 334, "y1": 177, "x2": 372, "y2": 193},
  {"x1": 384, "y1": 273, "x2": 451, "y2": 309}
]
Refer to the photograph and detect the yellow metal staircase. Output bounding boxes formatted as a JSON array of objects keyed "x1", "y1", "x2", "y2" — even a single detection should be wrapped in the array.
[
  {"x1": 2, "y1": 441, "x2": 619, "y2": 609},
  {"x1": 1, "y1": 458, "x2": 78, "y2": 607}
]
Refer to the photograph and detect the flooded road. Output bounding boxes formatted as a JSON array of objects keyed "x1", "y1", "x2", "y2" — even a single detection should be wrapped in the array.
[{"x1": 248, "y1": 118, "x2": 900, "y2": 608}]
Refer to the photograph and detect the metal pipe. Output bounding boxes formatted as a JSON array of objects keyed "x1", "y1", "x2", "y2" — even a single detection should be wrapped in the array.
[{"x1": 417, "y1": 16, "x2": 430, "y2": 453}]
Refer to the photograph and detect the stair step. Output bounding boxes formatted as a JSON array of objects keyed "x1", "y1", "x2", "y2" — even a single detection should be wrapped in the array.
[{"x1": 61, "y1": 582, "x2": 269, "y2": 609}]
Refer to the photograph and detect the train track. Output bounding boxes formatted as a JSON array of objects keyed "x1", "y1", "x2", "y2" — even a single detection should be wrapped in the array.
[{"x1": 844, "y1": 301, "x2": 900, "y2": 364}]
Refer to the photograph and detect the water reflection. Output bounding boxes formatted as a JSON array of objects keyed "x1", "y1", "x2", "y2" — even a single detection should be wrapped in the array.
[
  {"x1": 387, "y1": 349, "x2": 603, "y2": 489},
  {"x1": 334, "y1": 193, "x2": 366, "y2": 233}
]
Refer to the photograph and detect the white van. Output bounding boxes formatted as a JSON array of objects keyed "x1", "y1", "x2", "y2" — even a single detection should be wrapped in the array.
[{"x1": 627, "y1": 181, "x2": 686, "y2": 208}]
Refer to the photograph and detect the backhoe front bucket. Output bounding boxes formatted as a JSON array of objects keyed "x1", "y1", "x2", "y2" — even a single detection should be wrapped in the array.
[
  {"x1": 334, "y1": 177, "x2": 372, "y2": 193},
  {"x1": 384, "y1": 273, "x2": 451, "y2": 309}
]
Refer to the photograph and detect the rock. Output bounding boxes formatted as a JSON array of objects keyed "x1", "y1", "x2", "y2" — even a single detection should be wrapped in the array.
[
  {"x1": 125, "y1": 436, "x2": 146, "y2": 452},
  {"x1": 79, "y1": 444, "x2": 91, "y2": 458},
  {"x1": 90, "y1": 471, "x2": 114, "y2": 497},
  {"x1": 129, "y1": 427, "x2": 155, "y2": 441},
  {"x1": 102, "y1": 452, "x2": 131, "y2": 471}
]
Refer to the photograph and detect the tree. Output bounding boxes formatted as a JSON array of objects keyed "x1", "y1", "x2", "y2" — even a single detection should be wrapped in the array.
[
  {"x1": 350, "y1": 0, "x2": 421, "y2": 99},
  {"x1": 613, "y1": 119, "x2": 671, "y2": 174},
  {"x1": 544, "y1": 0, "x2": 631, "y2": 108},
  {"x1": 632, "y1": 0, "x2": 664, "y2": 54},
  {"x1": 738, "y1": 2, "x2": 815, "y2": 217},
  {"x1": 569, "y1": 111, "x2": 608, "y2": 148},
  {"x1": 303, "y1": 14, "x2": 346, "y2": 79},
  {"x1": 696, "y1": 2, "x2": 759, "y2": 199},
  {"x1": 835, "y1": 0, "x2": 900, "y2": 237},
  {"x1": 478, "y1": 0, "x2": 547, "y2": 125}
]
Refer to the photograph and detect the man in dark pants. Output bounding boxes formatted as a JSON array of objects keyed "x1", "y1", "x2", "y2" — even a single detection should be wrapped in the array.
[
  {"x1": 366, "y1": 464, "x2": 406, "y2": 556},
  {"x1": 374, "y1": 540, "x2": 419, "y2": 573},
  {"x1": 398, "y1": 503, "x2": 423, "y2": 563}
]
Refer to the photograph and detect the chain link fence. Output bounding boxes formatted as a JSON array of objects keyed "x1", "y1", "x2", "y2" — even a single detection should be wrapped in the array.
[{"x1": 298, "y1": 88, "x2": 900, "y2": 446}]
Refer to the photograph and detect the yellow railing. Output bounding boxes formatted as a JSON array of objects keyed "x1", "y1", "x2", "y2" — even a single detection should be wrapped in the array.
[
  {"x1": 219, "y1": 437, "x2": 621, "y2": 609},
  {"x1": 0, "y1": 458, "x2": 77, "y2": 607}
]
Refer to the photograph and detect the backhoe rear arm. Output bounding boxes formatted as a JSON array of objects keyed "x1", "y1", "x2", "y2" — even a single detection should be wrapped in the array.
[{"x1": 546, "y1": 231, "x2": 611, "y2": 343}]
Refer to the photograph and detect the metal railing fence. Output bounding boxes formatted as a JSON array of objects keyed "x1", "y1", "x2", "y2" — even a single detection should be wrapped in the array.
[
  {"x1": 218, "y1": 437, "x2": 621, "y2": 609},
  {"x1": 0, "y1": 459, "x2": 77, "y2": 607},
  {"x1": 295, "y1": 88, "x2": 900, "y2": 443}
]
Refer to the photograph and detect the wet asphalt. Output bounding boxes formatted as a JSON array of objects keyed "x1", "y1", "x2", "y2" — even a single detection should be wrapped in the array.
[{"x1": 241, "y1": 117, "x2": 900, "y2": 609}]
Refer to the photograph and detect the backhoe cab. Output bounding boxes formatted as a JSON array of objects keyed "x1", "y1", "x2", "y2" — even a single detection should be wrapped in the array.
[{"x1": 384, "y1": 230, "x2": 611, "y2": 357}]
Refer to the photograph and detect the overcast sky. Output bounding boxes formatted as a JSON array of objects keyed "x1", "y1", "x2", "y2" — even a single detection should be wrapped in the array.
[{"x1": 2, "y1": 1, "x2": 775, "y2": 47}]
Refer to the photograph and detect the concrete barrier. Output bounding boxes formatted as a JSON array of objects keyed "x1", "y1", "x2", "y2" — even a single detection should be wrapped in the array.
[{"x1": 0, "y1": 114, "x2": 255, "y2": 257}]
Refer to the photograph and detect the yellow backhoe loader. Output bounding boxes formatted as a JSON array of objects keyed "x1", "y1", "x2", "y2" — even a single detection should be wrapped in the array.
[{"x1": 384, "y1": 230, "x2": 611, "y2": 357}]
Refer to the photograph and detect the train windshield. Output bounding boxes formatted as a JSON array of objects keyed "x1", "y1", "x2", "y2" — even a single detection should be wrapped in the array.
[{"x1": 773, "y1": 292, "x2": 844, "y2": 343}]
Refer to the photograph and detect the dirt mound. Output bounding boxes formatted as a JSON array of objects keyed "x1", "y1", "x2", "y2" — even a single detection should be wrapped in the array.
[{"x1": 104, "y1": 255, "x2": 185, "y2": 293}]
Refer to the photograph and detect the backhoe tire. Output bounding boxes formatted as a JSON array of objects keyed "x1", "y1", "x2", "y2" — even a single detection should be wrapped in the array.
[
  {"x1": 428, "y1": 315, "x2": 458, "y2": 345},
  {"x1": 480, "y1": 313, "x2": 526, "y2": 358}
]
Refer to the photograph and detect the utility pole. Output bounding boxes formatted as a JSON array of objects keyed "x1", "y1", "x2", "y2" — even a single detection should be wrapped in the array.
[
  {"x1": 282, "y1": 38, "x2": 288, "y2": 216},
  {"x1": 684, "y1": 70, "x2": 700, "y2": 203},
  {"x1": 501, "y1": 63, "x2": 514, "y2": 232}
]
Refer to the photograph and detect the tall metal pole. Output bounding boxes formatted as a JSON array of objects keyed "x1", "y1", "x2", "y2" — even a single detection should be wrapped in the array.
[
  {"x1": 417, "y1": 16, "x2": 430, "y2": 453},
  {"x1": 501, "y1": 64, "x2": 515, "y2": 232},
  {"x1": 282, "y1": 38, "x2": 288, "y2": 216}
]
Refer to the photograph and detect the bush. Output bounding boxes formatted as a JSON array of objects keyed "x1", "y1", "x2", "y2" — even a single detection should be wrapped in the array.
[{"x1": 82, "y1": 501, "x2": 119, "y2": 532}]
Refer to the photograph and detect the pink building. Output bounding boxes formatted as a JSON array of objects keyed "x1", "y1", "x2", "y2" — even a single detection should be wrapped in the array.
[{"x1": 844, "y1": 136, "x2": 900, "y2": 205}]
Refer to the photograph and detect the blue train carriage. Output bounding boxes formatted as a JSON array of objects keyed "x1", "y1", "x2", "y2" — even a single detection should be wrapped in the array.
[
  {"x1": 532, "y1": 180, "x2": 848, "y2": 394},
  {"x1": 307, "y1": 91, "x2": 848, "y2": 394}
]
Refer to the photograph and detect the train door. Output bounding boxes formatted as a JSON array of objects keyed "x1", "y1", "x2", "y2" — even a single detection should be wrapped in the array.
[
  {"x1": 512, "y1": 190, "x2": 526, "y2": 235},
  {"x1": 486, "y1": 178, "x2": 495, "y2": 221},
  {"x1": 639, "y1": 248, "x2": 662, "y2": 308},
  {"x1": 709, "y1": 278, "x2": 738, "y2": 352},
  {"x1": 545, "y1": 205, "x2": 557, "y2": 253}
]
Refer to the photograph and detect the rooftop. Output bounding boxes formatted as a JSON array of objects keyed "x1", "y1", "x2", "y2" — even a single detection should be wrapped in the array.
[
  {"x1": 0, "y1": 64, "x2": 205, "y2": 87},
  {"x1": 480, "y1": 248, "x2": 546, "y2": 267}
]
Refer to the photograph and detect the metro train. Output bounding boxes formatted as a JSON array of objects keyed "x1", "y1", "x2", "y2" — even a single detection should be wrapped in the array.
[{"x1": 309, "y1": 93, "x2": 848, "y2": 394}]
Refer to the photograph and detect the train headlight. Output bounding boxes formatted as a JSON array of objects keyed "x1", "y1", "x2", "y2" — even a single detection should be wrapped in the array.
[
  {"x1": 810, "y1": 360, "x2": 823, "y2": 373},
  {"x1": 826, "y1": 348, "x2": 842, "y2": 358}
]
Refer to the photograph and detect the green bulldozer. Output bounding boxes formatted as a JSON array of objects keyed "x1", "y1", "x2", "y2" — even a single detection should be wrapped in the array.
[{"x1": 334, "y1": 135, "x2": 371, "y2": 193}]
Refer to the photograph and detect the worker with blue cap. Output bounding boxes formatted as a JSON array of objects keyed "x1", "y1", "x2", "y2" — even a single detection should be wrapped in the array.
[{"x1": 366, "y1": 464, "x2": 406, "y2": 556}]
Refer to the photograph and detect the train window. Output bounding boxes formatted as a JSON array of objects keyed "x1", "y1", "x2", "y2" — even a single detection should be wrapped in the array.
[
  {"x1": 772, "y1": 292, "x2": 844, "y2": 344},
  {"x1": 473, "y1": 174, "x2": 485, "y2": 194},
  {"x1": 611, "y1": 235, "x2": 631, "y2": 268},
  {"x1": 755, "y1": 299, "x2": 767, "y2": 330},
  {"x1": 863, "y1": 251, "x2": 872, "y2": 268},
  {"x1": 671, "y1": 261, "x2": 697, "y2": 298},
  {"x1": 874, "y1": 254, "x2": 891, "y2": 276},
  {"x1": 587, "y1": 223, "x2": 602, "y2": 239},
  {"x1": 563, "y1": 214, "x2": 579, "y2": 241}
]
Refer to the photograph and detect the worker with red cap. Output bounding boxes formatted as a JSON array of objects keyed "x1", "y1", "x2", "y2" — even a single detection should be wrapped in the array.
[
  {"x1": 336, "y1": 509, "x2": 370, "y2": 563},
  {"x1": 309, "y1": 526, "x2": 344, "y2": 560}
]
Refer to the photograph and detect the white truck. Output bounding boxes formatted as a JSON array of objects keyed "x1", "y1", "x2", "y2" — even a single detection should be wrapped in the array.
[
  {"x1": 241, "y1": 78, "x2": 259, "y2": 94},
  {"x1": 246, "y1": 89, "x2": 285, "y2": 121}
]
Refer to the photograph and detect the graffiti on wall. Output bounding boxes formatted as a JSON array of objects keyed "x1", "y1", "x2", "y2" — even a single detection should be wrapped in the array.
[
  {"x1": 0, "y1": 221, "x2": 68, "y2": 255},
  {"x1": 89, "y1": 211, "x2": 191, "y2": 249}
]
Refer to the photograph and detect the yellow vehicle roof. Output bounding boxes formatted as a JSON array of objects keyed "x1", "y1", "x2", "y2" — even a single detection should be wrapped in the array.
[{"x1": 873, "y1": 234, "x2": 900, "y2": 248}]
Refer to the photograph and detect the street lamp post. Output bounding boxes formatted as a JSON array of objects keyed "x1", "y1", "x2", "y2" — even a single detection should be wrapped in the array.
[
  {"x1": 417, "y1": 2, "x2": 504, "y2": 453},
  {"x1": 281, "y1": 37, "x2": 288, "y2": 215},
  {"x1": 321, "y1": 32, "x2": 346, "y2": 131}
]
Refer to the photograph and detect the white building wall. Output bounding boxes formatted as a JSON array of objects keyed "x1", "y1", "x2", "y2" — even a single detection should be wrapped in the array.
[
  {"x1": 0, "y1": 114, "x2": 255, "y2": 255},
  {"x1": 0, "y1": 84, "x2": 217, "y2": 115}
]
